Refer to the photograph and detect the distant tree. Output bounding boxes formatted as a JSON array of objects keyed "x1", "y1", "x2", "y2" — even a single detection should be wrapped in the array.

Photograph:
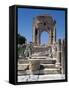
[{"x1": 18, "y1": 34, "x2": 26, "y2": 45}]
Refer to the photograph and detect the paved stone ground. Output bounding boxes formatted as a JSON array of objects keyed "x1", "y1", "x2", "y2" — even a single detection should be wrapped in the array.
[{"x1": 18, "y1": 74, "x2": 65, "y2": 82}]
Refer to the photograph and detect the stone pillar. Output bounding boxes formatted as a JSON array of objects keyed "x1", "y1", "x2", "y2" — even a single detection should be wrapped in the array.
[
  {"x1": 52, "y1": 43, "x2": 57, "y2": 58},
  {"x1": 33, "y1": 28, "x2": 38, "y2": 46},
  {"x1": 32, "y1": 18, "x2": 39, "y2": 46},
  {"x1": 37, "y1": 30, "x2": 40, "y2": 45},
  {"x1": 32, "y1": 26, "x2": 36, "y2": 45},
  {"x1": 49, "y1": 26, "x2": 56, "y2": 44},
  {"x1": 49, "y1": 30, "x2": 52, "y2": 44},
  {"x1": 51, "y1": 29, "x2": 53, "y2": 44},
  {"x1": 61, "y1": 40, "x2": 65, "y2": 74},
  {"x1": 39, "y1": 31, "x2": 41, "y2": 45},
  {"x1": 49, "y1": 30, "x2": 51, "y2": 44},
  {"x1": 56, "y1": 39, "x2": 61, "y2": 68},
  {"x1": 53, "y1": 25, "x2": 56, "y2": 44},
  {"x1": 32, "y1": 18, "x2": 36, "y2": 45}
]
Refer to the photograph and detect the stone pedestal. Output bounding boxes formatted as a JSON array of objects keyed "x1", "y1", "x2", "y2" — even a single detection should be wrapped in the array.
[{"x1": 29, "y1": 60, "x2": 40, "y2": 74}]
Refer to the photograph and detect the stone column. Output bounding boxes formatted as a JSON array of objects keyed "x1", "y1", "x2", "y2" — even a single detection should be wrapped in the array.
[
  {"x1": 53, "y1": 25, "x2": 56, "y2": 44},
  {"x1": 51, "y1": 29, "x2": 53, "y2": 44},
  {"x1": 49, "y1": 30, "x2": 52, "y2": 44},
  {"x1": 39, "y1": 31, "x2": 41, "y2": 45},
  {"x1": 61, "y1": 40, "x2": 65, "y2": 74},
  {"x1": 56, "y1": 39, "x2": 61, "y2": 69},
  {"x1": 32, "y1": 18, "x2": 38, "y2": 46},
  {"x1": 32, "y1": 26, "x2": 35, "y2": 44},
  {"x1": 37, "y1": 30, "x2": 40, "y2": 45},
  {"x1": 32, "y1": 18, "x2": 35, "y2": 45},
  {"x1": 33, "y1": 28, "x2": 38, "y2": 46}
]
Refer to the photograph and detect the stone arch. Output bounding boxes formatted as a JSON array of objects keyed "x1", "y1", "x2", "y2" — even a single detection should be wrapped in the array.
[{"x1": 32, "y1": 15, "x2": 56, "y2": 46}]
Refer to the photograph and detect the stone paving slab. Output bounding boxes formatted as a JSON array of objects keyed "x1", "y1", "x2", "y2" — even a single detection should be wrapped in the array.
[{"x1": 18, "y1": 74, "x2": 65, "y2": 82}]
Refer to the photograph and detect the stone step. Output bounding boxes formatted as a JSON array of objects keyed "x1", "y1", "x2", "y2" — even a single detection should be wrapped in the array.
[
  {"x1": 28, "y1": 58, "x2": 56, "y2": 64},
  {"x1": 41, "y1": 64, "x2": 62, "y2": 68},
  {"x1": 18, "y1": 63, "x2": 62, "y2": 71},
  {"x1": 32, "y1": 46, "x2": 51, "y2": 52},
  {"x1": 18, "y1": 63, "x2": 56, "y2": 66},
  {"x1": 31, "y1": 56, "x2": 56, "y2": 60},
  {"x1": 18, "y1": 74, "x2": 65, "y2": 82},
  {"x1": 18, "y1": 63, "x2": 29, "y2": 70},
  {"x1": 32, "y1": 53, "x2": 50, "y2": 56},
  {"x1": 18, "y1": 59, "x2": 56, "y2": 65},
  {"x1": 18, "y1": 68, "x2": 61, "y2": 76},
  {"x1": 17, "y1": 64, "x2": 52, "y2": 71},
  {"x1": 28, "y1": 56, "x2": 56, "y2": 60}
]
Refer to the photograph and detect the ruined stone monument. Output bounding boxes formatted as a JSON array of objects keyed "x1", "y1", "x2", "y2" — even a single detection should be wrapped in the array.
[
  {"x1": 18, "y1": 14, "x2": 65, "y2": 76},
  {"x1": 29, "y1": 14, "x2": 65, "y2": 74}
]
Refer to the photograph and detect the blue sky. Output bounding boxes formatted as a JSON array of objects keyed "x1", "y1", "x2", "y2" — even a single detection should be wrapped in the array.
[{"x1": 18, "y1": 8, "x2": 65, "y2": 44}]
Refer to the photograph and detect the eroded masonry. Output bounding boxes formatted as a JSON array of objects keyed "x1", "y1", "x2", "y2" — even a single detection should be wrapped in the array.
[{"x1": 18, "y1": 15, "x2": 65, "y2": 77}]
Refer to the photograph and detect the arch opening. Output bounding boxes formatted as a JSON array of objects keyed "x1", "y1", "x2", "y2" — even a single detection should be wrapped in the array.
[{"x1": 40, "y1": 31, "x2": 49, "y2": 45}]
